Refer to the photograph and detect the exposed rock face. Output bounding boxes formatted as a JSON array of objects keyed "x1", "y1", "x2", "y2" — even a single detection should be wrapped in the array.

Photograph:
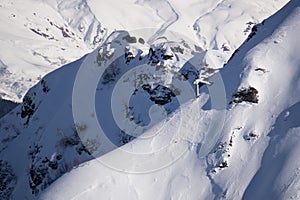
[{"x1": 232, "y1": 87, "x2": 259, "y2": 104}]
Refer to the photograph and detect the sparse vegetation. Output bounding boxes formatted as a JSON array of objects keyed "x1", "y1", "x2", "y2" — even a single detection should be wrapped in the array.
[
  {"x1": 148, "y1": 47, "x2": 173, "y2": 64},
  {"x1": 246, "y1": 24, "x2": 258, "y2": 41},
  {"x1": 142, "y1": 84, "x2": 176, "y2": 105},
  {"x1": 0, "y1": 160, "x2": 16, "y2": 200},
  {"x1": 28, "y1": 144, "x2": 50, "y2": 196},
  {"x1": 101, "y1": 63, "x2": 121, "y2": 84},
  {"x1": 119, "y1": 131, "x2": 135, "y2": 145},
  {"x1": 81, "y1": 139, "x2": 99, "y2": 155},
  {"x1": 20, "y1": 95, "x2": 36, "y2": 125},
  {"x1": 244, "y1": 21, "x2": 255, "y2": 34},
  {"x1": 41, "y1": 79, "x2": 50, "y2": 93},
  {"x1": 27, "y1": 125, "x2": 94, "y2": 196}
]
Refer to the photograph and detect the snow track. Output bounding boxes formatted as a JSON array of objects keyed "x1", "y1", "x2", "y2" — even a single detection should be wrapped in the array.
[{"x1": 136, "y1": 0, "x2": 179, "y2": 43}]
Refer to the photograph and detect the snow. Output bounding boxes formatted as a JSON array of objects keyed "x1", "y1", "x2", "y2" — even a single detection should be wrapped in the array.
[
  {"x1": 0, "y1": 0, "x2": 288, "y2": 102},
  {"x1": 0, "y1": 0, "x2": 106, "y2": 101},
  {"x1": 39, "y1": 1, "x2": 300, "y2": 199},
  {"x1": 1, "y1": 0, "x2": 300, "y2": 199}
]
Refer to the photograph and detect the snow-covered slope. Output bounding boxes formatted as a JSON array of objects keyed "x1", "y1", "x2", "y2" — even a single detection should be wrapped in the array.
[
  {"x1": 0, "y1": 0, "x2": 106, "y2": 102},
  {"x1": 1, "y1": 0, "x2": 299, "y2": 199},
  {"x1": 0, "y1": 0, "x2": 288, "y2": 102},
  {"x1": 0, "y1": 27, "x2": 207, "y2": 198},
  {"x1": 40, "y1": 1, "x2": 300, "y2": 199}
]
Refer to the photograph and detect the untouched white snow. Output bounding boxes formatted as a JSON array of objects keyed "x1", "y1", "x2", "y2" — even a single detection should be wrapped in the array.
[{"x1": 40, "y1": 1, "x2": 300, "y2": 200}]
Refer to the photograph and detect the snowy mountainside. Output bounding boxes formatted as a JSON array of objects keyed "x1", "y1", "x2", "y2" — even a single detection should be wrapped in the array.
[
  {"x1": 40, "y1": 1, "x2": 300, "y2": 199},
  {"x1": 0, "y1": 0, "x2": 299, "y2": 199},
  {"x1": 88, "y1": 0, "x2": 290, "y2": 66},
  {"x1": 0, "y1": 29, "x2": 207, "y2": 199},
  {"x1": 0, "y1": 0, "x2": 289, "y2": 102},
  {"x1": 0, "y1": 0, "x2": 106, "y2": 102}
]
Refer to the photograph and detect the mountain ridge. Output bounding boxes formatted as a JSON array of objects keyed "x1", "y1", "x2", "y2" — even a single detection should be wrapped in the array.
[{"x1": 1, "y1": 0, "x2": 299, "y2": 199}]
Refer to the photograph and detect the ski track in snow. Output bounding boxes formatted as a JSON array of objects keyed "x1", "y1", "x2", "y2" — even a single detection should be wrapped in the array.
[
  {"x1": 193, "y1": 0, "x2": 224, "y2": 48},
  {"x1": 136, "y1": 0, "x2": 179, "y2": 43}
]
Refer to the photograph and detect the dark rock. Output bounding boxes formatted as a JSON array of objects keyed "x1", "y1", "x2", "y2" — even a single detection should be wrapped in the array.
[
  {"x1": 232, "y1": 87, "x2": 259, "y2": 104},
  {"x1": 0, "y1": 160, "x2": 16, "y2": 200}
]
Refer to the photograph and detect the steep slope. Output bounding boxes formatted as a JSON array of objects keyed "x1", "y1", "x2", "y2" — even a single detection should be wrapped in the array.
[
  {"x1": 0, "y1": 29, "x2": 206, "y2": 199},
  {"x1": 40, "y1": 1, "x2": 300, "y2": 199},
  {"x1": 0, "y1": 0, "x2": 298, "y2": 199}
]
